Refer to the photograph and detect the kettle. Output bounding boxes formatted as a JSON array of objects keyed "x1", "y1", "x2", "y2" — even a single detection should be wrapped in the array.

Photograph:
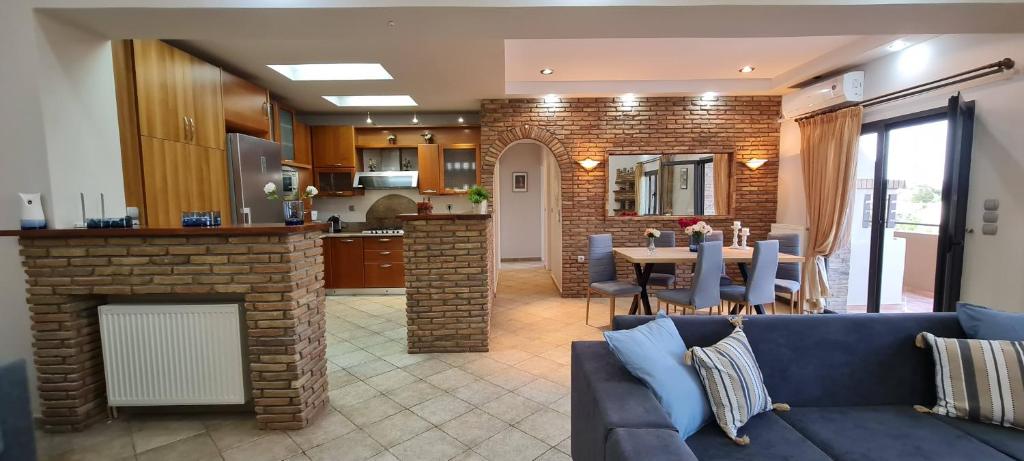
[{"x1": 326, "y1": 215, "x2": 344, "y2": 233}]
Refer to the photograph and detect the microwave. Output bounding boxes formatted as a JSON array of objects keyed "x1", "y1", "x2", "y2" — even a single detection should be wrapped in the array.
[{"x1": 282, "y1": 166, "x2": 299, "y2": 195}]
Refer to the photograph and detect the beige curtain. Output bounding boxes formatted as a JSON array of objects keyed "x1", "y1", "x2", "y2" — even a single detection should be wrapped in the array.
[
  {"x1": 660, "y1": 163, "x2": 674, "y2": 214},
  {"x1": 634, "y1": 162, "x2": 644, "y2": 213},
  {"x1": 798, "y1": 106, "x2": 863, "y2": 313},
  {"x1": 713, "y1": 154, "x2": 730, "y2": 214}
]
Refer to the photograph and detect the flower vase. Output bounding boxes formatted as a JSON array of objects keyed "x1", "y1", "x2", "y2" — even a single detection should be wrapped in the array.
[
  {"x1": 689, "y1": 233, "x2": 704, "y2": 252},
  {"x1": 477, "y1": 200, "x2": 488, "y2": 214},
  {"x1": 647, "y1": 237, "x2": 657, "y2": 254},
  {"x1": 283, "y1": 200, "x2": 305, "y2": 226}
]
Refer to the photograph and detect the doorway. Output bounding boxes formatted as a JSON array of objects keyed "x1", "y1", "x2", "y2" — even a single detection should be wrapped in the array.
[
  {"x1": 494, "y1": 141, "x2": 563, "y2": 292},
  {"x1": 846, "y1": 95, "x2": 975, "y2": 313}
]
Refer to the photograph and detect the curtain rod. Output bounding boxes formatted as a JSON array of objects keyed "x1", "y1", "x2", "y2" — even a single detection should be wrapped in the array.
[{"x1": 794, "y1": 58, "x2": 1015, "y2": 122}]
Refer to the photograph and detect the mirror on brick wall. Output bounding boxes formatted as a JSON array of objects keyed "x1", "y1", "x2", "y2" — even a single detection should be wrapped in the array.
[{"x1": 607, "y1": 153, "x2": 733, "y2": 217}]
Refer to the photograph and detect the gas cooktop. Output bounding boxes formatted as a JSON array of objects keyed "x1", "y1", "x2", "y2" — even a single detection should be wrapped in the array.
[{"x1": 361, "y1": 229, "x2": 404, "y2": 235}]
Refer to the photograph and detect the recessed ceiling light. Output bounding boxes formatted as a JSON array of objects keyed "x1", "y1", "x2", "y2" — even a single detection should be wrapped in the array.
[
  {"x1": 887, "y1": 39, "x2": 909, "y2": 52},
  {"x1": 738, "y1": 65, "x2": 755, "y2": 73},
  {"x1": 267, "y1": 64, "x2": 393, "y2": 81},
  {"x1": 323, "y1": 95, "x2": 418, "y2": 107},
  {"x1": 540, "y1": 68, "x2": 554, "y2": 75}
]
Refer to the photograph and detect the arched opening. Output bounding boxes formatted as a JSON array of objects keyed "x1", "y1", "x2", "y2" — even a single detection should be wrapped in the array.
[{"x1": 494, "y1": 140, "x2": 563, "y2": 292}]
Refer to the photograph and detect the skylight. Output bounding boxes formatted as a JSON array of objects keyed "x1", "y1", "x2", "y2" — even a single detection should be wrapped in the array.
[
  {"x1": 322, "y1": 95, "x2": 418, "y2": 107},
  {"x1": 267, "y1": 64, "x2": 393, "y2": 81}
]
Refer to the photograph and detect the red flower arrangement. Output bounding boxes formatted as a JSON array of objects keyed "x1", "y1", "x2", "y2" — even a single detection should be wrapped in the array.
[{"x1": 677, "y1": 217, "x2": 700, "y2": 229}]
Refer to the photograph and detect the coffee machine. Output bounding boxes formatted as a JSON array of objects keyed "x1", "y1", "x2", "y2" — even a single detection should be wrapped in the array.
[{"x1": 325, "y1": 215, "x2": 344, "y2": 233}]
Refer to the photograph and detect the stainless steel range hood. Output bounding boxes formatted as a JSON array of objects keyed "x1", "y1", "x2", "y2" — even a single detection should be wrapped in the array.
[{"x1": 354, "y1": 171, "x2": 419, "y2": 189}]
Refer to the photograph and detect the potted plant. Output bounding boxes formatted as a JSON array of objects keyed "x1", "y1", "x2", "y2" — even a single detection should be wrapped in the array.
[
  {"x1": 265, "y1": 182, "x2": 318, "y2": 225},
  {"x1": 644, "y1": 228, "x2": 661, "y2": 254},
  {"x1": 467, "y1": 185, "x2": 491, "y2": 214},
  {"x1": 678, "y1": 217, "x2": 713, "y2": 252}
]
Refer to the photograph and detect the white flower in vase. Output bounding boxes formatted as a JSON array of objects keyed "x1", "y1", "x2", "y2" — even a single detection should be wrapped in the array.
[{"x1": 263, "y1": 181, "x2": 280, "y2": 200}]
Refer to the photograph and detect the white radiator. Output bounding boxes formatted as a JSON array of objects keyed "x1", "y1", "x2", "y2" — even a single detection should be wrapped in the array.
[{"x1": 98, "y1": 304, "x2": 246, "y2": 406}]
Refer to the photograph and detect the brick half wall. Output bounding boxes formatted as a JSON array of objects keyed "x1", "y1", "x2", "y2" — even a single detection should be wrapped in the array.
[{"x1": 481, "y1": 96, "x2": 782, "y2": 297}]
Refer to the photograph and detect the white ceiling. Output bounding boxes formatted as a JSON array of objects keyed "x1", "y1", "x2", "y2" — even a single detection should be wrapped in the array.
[{"x1": 40, "y1": 1, "x2": 1024, "y2": 113}]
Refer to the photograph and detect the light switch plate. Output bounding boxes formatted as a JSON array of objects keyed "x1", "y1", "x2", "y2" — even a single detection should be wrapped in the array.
[
  {"x1": 982, "y1": 223, "x2": 998, "y2": 235},
  {"x1": 984, "y1": 199, "x2": 1000, "y2": 211},
  {"x1": 983, "y1": 211, "x2": 999, "y2": 223},
  {"x1": 577, "y1": 256, "x2": 585, "y2": 263}
]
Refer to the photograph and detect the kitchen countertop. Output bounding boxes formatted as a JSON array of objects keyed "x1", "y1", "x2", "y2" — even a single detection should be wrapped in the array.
[
  {"x1": 0, "y1": 222, "x2": 330, "y2": 238},
  {"x1": 322, "y1": 232, "x2": 404, "y2": 238},
  {"x1": 398, "y1": 213, "x2": 491, "y2": 221}
]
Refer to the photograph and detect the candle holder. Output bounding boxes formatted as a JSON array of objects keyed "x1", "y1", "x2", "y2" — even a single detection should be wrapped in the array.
[
  {"x1": 730, "y1": 222, "x2": 742, "y2": 249},
  {"x1": 740, "y1": 227, "x2": 750, "y2": 249}
]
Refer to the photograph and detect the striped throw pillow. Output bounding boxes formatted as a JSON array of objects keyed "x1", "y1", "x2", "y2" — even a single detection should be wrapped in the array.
[
  {"x1": 686, "y1": 326, "x2": 780, "y2": 444},
  {"x1": 916, "y1": 332, "x2": 1024, "y2": 429}
]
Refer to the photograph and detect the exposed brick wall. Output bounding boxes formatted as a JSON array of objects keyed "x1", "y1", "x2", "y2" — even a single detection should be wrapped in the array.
[
  {"x1": 404, "y1": 217, "x2": 493, "y2": 353},
  {"x1": 18, "y1": 232, "x2": 328, "y2": 432},
  {"x1": 481, "y1": 96, "x2": 782, "y2": 297}
]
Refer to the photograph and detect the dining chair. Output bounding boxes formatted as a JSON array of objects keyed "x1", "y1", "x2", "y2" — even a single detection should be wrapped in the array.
[
  {"x1": 647, "y1": 230, "x2": 677, "y2": 290},
  {"x1": 586, "y1": 234, "x2": 641, "y2": 327},
  {"x1": 769, "y1": 232, "x2": 803, "y2": 314},
  {"x1": 705, "y1": 230, "x2": 735, "y2": 287},
  {"x1": 655, "y1": 241, "x2": 723, "y2": 315},
  {"x1": 720, "y1": 240, "x2": 779, "y2": 314}
]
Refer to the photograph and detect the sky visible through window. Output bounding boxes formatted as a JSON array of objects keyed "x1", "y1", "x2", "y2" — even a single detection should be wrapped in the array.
[{"x1": 886, "y1": 120, "x2": 948, "y2": 234}]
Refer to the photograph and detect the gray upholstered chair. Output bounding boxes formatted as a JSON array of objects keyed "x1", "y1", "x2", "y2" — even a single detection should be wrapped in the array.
[
  {"x1": 705, "y1": 230, "x2": 735, "y2": 287},
  {"x1": 769, "y1": 232, "x2": 803, "y2": 314},
  {"x1": 721, "y1": 240, "x2": 779, "y2": 314},
  {"x1": 655, "y1": 241, "x2": 723, "y2": 315},
  {"x1": 586, "y1": 234, "x2": 641, "y2": 327},
  {"x1": 647, "y1": 230, "x2": 676, "y2": 289}
]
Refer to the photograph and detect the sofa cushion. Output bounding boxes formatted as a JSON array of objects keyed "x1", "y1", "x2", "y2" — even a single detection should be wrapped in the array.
[
  {"x1": 957, "y1": 302, "x2": 1024, "y2": 340},
  {"x1": 688, "y1": 325, "x2": 774, "y2": 443},
  {"x1": 604, "y1": 312, "x2": 711, "y2": 439},
  {"x1": 933, "y1": 414, "x2": 1024, "y2": 459},
  {"x1": 606, "y1": 428, "x2": 698, "y2": 461},
  {"x1": 685, "y1": 411, "x2": 830, "y2": 461},
  {"x1": 777, "y1": 406, "x2": 1016, "y2": 461}
]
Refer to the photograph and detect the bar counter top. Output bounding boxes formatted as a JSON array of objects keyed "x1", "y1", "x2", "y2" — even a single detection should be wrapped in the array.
[
  {"x1": 0, "y1": 222, "x2": 330, "y2": 238},
  {"x1": 398, "y1": 213, "x2": 491, "y2": 221}
]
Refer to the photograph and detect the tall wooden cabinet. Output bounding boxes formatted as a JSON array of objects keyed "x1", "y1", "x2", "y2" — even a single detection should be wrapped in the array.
[
  {"x1": 116, "y1": 39, "x2": 230, "y2": 227},
  {"x1": 222, "y1": 70, "x2": 271, "y2": 138}
]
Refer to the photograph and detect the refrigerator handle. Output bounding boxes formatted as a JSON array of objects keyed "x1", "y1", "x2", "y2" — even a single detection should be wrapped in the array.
[{"x1": 260, "y1": 156, "x2": 267, "y2": 174}]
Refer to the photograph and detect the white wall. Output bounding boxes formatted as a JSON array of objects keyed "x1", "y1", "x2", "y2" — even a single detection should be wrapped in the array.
[
  {"x1": 498, "y1": 143, "x2": 543, "y2": 259},
  {"x1": 777, "y1": 34, "x2": 1024, "y2": 312}
]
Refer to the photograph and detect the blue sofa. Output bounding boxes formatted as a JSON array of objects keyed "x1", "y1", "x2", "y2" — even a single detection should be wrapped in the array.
[{"x1": 571, "y1": 313, "x2": 1024, "y2": 460}]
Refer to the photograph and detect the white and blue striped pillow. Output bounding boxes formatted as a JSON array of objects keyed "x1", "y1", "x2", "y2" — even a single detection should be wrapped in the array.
[{"x1": 686, "y1": 326, "x2": 775, "y2": 444}]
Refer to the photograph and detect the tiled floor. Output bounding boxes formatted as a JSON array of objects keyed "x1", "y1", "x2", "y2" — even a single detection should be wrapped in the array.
[{"x1": 35, "y1": 261, "x2": 608, "y2": 461}]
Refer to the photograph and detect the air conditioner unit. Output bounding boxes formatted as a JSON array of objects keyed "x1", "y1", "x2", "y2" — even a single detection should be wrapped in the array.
[{"x1": 781, "y1": 71, "x2": 865, "y2": 119}]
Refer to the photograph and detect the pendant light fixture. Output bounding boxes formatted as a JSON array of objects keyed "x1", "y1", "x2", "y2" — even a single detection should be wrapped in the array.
[
  {"x1": 366, "y1": 112, "x2": 373, "y2": 124},
  {"x1": 412, "y1": 113, "x2": 419, "y2": 124},
  {"x1": 457, "y1": 115, "x2": 465, "y2": 124}
]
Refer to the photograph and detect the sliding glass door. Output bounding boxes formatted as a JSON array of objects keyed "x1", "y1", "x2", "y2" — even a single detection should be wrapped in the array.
[{"x1": 845, "y1": 94, "x2": 975, "y2": 313}]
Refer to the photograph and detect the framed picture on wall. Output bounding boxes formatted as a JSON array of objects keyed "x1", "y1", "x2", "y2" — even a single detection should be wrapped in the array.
[
  {"x1": 512, "y1": 172, "x2": 528, "y2": 192},
  {"x1": 680, "y1": 169, "x2": 689, "y2": 189}
]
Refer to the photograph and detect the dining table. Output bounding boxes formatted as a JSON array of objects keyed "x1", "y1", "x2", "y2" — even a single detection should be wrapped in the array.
[{"x1": 613, "y1": 246, "x2": 805, "y2": 316}]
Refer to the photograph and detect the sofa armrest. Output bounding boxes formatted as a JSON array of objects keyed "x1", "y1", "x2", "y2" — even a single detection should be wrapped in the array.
[
  {"x1": 572, "y1": 341, "x2": 676, "y2": 461},
  {"x1": 607, "y1": 428, "x2": 698, "y2": 461}
]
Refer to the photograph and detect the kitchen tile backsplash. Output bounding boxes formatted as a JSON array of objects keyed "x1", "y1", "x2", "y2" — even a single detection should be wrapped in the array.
[{"x1": 314, "y1": 189, "x2": 473, "y2": 223}]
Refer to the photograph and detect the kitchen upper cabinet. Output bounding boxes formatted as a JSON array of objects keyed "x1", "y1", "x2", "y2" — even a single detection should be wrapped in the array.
[
  {"x1": 131, "y1": 40, "x2": 224, "y2": 150},
  {"x1": 441, "y1": 144, "x2": 480, "y2": 193},
  {"x1": 273, "y1": 103, "x2": 296, "y2": 162},
  {"x1": 140, "y1": 137, "x2": 231, "y2": 227},
  {"x1": 293, "y1": 120, "x2": 312, "y2": 166},
  {"x1": 417, "y1": 144, "x2": 442, "y2": 194},
  {"x1": 312, "y1": 126, "x2": 357, "y2": 168},
  {"x1": 222, "y1": 70, "x2": 270, "y2": 137},
  {"x1": 327, "y1": 238, "x2": 365, "y2": 289}
]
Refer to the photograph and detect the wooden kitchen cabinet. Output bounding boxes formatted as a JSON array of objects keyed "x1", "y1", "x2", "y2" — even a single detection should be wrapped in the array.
[
  {"x1": 139, "y1": 137, "x2": 231, "y2": 227},
  {"x1": 362, "y1": 237, "x2": 404, "y2": 288},
  {"x1": 326, "y1": 237, "x2": 365, "y2": 289},
  {"x1": 364, "y1": 262, "x2": 405, "y2": 288},
  {"x1": 441, "y1": 144, "x2": 480, "y2": 193},
  {"x1": 293, "y1": 120, "x2": 312, "y2": 166},
  {"x1": 417, "y1": 144, "x2": 442, "y2": 194},
  {"x1": 132, "y1": 40, "x2": 224, "y2": 150},
  {"x1": 222, "y1": 70, "x2": 270, "y2": 137},
  {"x1": 312, "y1": 126, "x2": 357, "y2": 168}
]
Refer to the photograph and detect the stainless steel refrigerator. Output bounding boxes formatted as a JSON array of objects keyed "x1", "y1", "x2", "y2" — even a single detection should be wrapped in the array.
[{"x1": 226, "y1": 133, "x2": 283, "y2": 225}]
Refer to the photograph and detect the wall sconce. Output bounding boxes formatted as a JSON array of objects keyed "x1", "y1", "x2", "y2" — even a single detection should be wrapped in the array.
[
  {"x1": 744, "y1": 158, "x2": 767, "y2": 170},
  {"x1": 578, "y1": 157, "x2": 601, "y2": 170}
]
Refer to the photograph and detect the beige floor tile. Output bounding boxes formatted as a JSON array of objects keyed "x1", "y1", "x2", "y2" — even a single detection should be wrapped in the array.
[
  {"x1": 305, "y1": 429, "x2": 385, "y2": 461},
  {"x1": 337, "y1": 395, "x2": 405, "y2": 426},
  {"x1": 439, "y1": 409, "x2": 509, "y2": 448},
  {"x1": 284, "y1": 454, "x2": 313, "y2": 461},
  {"x1": 514, "y1": 409, "x2": 571, "y2": 446},
  {"x1": 130, "y1": 415, "x2": 207, "y2": 454},
  {"x1": 328, "y1": 349, "x2": 377, "y2": 368},
  {"x1": 384, "y1": 380, "x2": 446, "y2": 408},
  {"x1": 410, "y1": 394, "x2": 474, "y2": 426},
  {"x1": 449, "y1": 379, "x2": 508, "y2": 406},
  {"x1": 548, "y1": 394, "x2": 571, "y2": 416},
  {"x1": 388, "y1": 428, "x2": 467, "y2": 461},
  {"x1": 364, "y1": 369, "x2": 418, "y2": 392},
  {"x1": 473, "y1": 427, "x2": 550, "y2": 461},
  {"x1": 328, "y1": 369, "x2": 360, "y2": 391},
  {"x1": 513, "y1": 378, "x2": 569, "y2": 405},
  {"x1": 363, "y1": 410, "x2": 433, "y2": 448},
  {"x1": 286, "y1": 409, "x2": 357, "y2": 451},
  {"x1": 366, "y1": 451, "x2": 399, "y2": 461},
  {"x1": 43, "y1": 431, "x2": 136, "y2": 461},
  {"x1": 461, "y1": 357, "x2": 512, "y2": 378},
  {"x1": 400, "y1": 358, "x2": 451, "y2": 379},
  {"x1": 329, "y1": 381, "x2": 382, "y2": 408},
  {"x1": 486, "y1": 349, "x2": 534, "y2": 366},
  {"x1": 203, "y1": 414, "x2": 273, "y2": 452},
  {"x1": 222, "y1": 431, "x2": 302, "y2": 461},
  {"x1": 451, "y1": 451, "x2": 488, "y2": 461},
  {"x1": 556, "y1": 437, "x2": 571, "y2": 455},
  {"x1": 536, "y1": 447, "x2": 572, "y2": 461},
  {"x1": 136, "y1": 433, "x2": 221, "y2": 461},
  {"x1": 424, "y1": 368, "x2": 477, "y2": 391},
  {"x1": 479, "y1": 393, "x2": 543, "y2": 425},
  {"x1": 349, "y1": 333, "x2": 393, "y2": 348},
  {"x1": 346, "y1": 359, "x2": 397, "y2": 380},
  {"x1": 483, "y1": 368, "x2": 537, "y2": 391},
  {"x1": 378, "y1": 352, "x2": 429, "y2": 368}
]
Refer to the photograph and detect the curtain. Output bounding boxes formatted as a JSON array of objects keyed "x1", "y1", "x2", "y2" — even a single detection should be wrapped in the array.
[
  {"x1": 660, "y1": 163, "x2": 674, "y2": 214},
  {"x1": 713, "y1": 154, "x2": 730, "y2": 214},
  {"x1": 798, "y1": 106, "x2": 863, "y2": 313},
  {"x1": 634, "y1": 162, "x2": 644, "y2": 213}
]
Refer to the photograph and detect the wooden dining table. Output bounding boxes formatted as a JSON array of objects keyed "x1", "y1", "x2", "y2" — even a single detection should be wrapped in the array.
[{"x1": 613, "y1": 246, "x2": 806, "y2": 316}]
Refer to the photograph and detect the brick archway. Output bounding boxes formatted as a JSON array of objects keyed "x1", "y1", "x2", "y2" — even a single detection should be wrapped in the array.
[{"x1": 482, "y1": 126, "x2": 574, "y2": 297}]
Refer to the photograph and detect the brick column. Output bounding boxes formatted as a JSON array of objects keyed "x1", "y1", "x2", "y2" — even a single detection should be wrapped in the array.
[
  {"x1": 403, "y1": 214, "x2": 493, "y2": 353},
  {"x1": 15, "y1": 226, "x2": 328, "y2": 432}
]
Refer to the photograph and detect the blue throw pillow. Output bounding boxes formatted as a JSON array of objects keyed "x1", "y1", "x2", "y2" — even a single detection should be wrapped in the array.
[
  {"x1": 604, "y1": 312, "x2": 711, "y2": 439},
  {"x1": 957, "y1": 302, "x2": 1024, "y2": 340}
]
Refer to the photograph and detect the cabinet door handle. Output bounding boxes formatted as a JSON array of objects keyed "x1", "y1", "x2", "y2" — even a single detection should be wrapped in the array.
[
  {"x1": 189, "y1": 117, "x2": 196, "y2": 142},
  {"x1": 262, "y1": 101, "x2": 270, "y2": 119},
  {"x1": 378, "y1": 238, "x2": 391, "y2": 242},
  {"x1": 342, "y1": 239, "x2": 355, "y2": 243},
  {"x1": 423, "y1": 189, "x2": 436, "y2": 193},
  {"x1": 183, "y1": 116, "x2": 190, "y2": 141},
  {"x1": 381, "y1": 264, "x2": 392, "y2": 268},
  {"x1": 380, "y1": 251, "x2": 391, "y2": 255}
]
